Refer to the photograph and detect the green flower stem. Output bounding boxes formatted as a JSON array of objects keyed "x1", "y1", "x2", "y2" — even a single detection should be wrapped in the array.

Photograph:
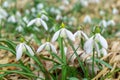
[
  {"x1": 92, "y1": 48, "x2": 95, "y2": 77},
  {"x1": 60, "y1": 38, "x2": 67, "y2": 80}
]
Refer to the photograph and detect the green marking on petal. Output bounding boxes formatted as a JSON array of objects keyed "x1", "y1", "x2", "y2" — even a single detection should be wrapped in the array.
[{"x1": 61, "y1": 22, "x2": 65, "y2": 28}]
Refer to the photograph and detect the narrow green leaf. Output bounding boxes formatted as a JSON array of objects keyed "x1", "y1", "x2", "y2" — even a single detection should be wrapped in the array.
[{"x1": 94, "y1": 58, "x2": 112, "y2": 69}]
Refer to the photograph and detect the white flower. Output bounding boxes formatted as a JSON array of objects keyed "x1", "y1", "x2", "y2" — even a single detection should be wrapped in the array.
[
  {"x1": 0, "y1": 7, "x2": 8, "y2": 19},
  {"x1": 52, "y1": 28, "x2": 75, "y2": 42},
  {"x1": 31, "y1": 7, "x2": 36, "y2": 13},
  {"x1": 83, "y1": 15, "x2": 92, "y2": 24},
  {"x1": 80, "y1": 0, "x2": 89, "y2": 7},
  {"x1": 107, "y1": 20, "x2": 116, "y2": 26},
  {"x1": 68, "y1": 17, "x2": 76, "y2": 25},
  {"x1": 37, "y1": 42, "x2": 57, "y2": 53},
  {"x1": 100, "y1": 48, "x2": 107, "y2": 56},
  {"x1": 64, "y1": 47, "x2": 67, "y2": 55},
  {"x1": 99, "y1": 10, "x2": 105, "y2": 16},
  {"x1": 37, "y1": 3, "x2": 44, "y2": 10},
  {"x1": 99, "y1": 20, "x2": 107, "y2": 28},
  {"x1": 62, "y1": 0, "x2": 69, "y2": 5},
  {"x1": 16, "y1": 25, "x2": 23, "y2": 32},
  {"x1": 2, "y1": 1, "x2": 10, "y2": 8},
  {"x1": 50, "y1": 7, "x2": 61, "y2": 15},
  {"x1": 27, "y1": 18, "x2": 48, "y2": 30},
  {"x1": 95, "y1": 33, "x2": 108, "y2": 49},
  {"x1": 74, "y1": 30, "x2": 88, "y2": 40},
  {"x1": 16, "y1": 43, "x2": 34, "y2": 61},
  {"x1": 112, "y1": 8, "x2": 118, "y2": 15},
  {"x1": 7, "y1": 15, "x2": 17, "y2": 23},
  {"x1": 23, "y1": 16, "x2": 29, "y2": 23},
  {"x1": 84, "y1": 37, "x2": 94, "y2": 54},
  {"x1": 25, "y1": 9, "x2": 30, "y2": 15},
  {"x1": 56, "y1": 14, "x2": 62, "y2": 21},
  {"x1": 84, "y1": 33, "x2": 108, "y2": 56},
  {"x1": 16, "y1": 11, "x2": 21, "y2": 18},
  {"x1": 41, "y1": 14, "x2": 49, "y2": 21}
]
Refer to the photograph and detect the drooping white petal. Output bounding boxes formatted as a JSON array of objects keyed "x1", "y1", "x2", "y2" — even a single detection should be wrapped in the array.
[
  {"x1": 24, "y1": 44, "x2": 34, "y2": 56},
  {"x1": 84, "y1": 37, "x2": 94, "y2": 54},
  {"x1": 27, "y1": 19, "x2": 36, "y2": 27},
  {"x1": 37, "y1": 43, "x2": 46, "y2": 53},
  {"x1": 7, "y1": 15, "x2": 16, "y2": 23},
  {"x1": 16, "y1": 44, "x2": 23, "y2": 61},
  {"x1": 64, "y1": 47, "x2": 67, "y2": 55},
  {"x1": 50, "y1": 44, "x2": 57, "y2": 53},
  {"x1": 60, "y1": 28, "x2": 66, "y2": 38},
  {"x1": 16, "y1": 44, "x2": 20, "y2": 51},
  {"x1": 40, "y1": 19, "x2": 48, "y2": 30},
  {"x1": 51, "y1": 30, "x2": 61, "y2": 42},
  {"x1": 41, "y1": 14, "x2": 49, "y2": 21},
  {"x1": 107, "y1": 20, "x2": 116, "y2": 26},
  {"x1": 81, "y1": 31, "x2": 89, "y2": 40},
  {"x1": 97, "y1": 34, "x2": 108, "y2": 49},
  {"x1": 83, "y1": 15, "x2": 91, "y2": 24},
  {"x1": 99, "y1": 20, "x2": 107, "y2": 28},
  {"x1": 112, "y1": 8, "x2": 118, "y2": 15},
  {"x1": 35, "y1": 18, "x2": 41, "y2": 26},
  {"x1": 74, "y1": 31, "x2": 80, "y2": 38},
  {"x1": 65, "y1": 29, "x2": 75, "y2": 41},
  {"x1": 100, "y1": 48, "x2": 107, "y2": 56},
  {"x1": 74, "y1": 31, "x2": 88, "y2": 40},
  {"x1": 94, "y1": 42, "x2": 100, "y2": 54},
  {"x1": 45, "y1": 43, "x2": 51, "y2": 51},
  {"x1": 0, "y1": 7, "x2": 8, "y2": 17}
]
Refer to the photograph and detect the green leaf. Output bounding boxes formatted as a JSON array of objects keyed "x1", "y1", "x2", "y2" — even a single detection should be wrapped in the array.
[
  {"x1": 94, "y1": 58, "x2": 112, "y2": 69},
  {"x1": 0, "y1": 70, "x2": 38, "y2": 78},
  {"x1": 0, "y1": 45, "x2": 15, "y2": 54},
  {"x1": 0, "y1": 64, "x2": 32, "y2": 73}
]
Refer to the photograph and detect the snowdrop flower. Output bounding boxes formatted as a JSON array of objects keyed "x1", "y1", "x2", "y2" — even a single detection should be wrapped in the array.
[
  {"x1": 23, "y1": 16, "x2": 29, "y2": 23},
  {"x1": 16, "y1": 25, "x2": 23, "y2": 32},
  {"x1": 2, "y1": 1, "x2": 10, "y2": 8},
  {"x1": 16, "y1": 11, "x2": 21, "y2": 18},
  {"x1": 33, "y1": 27, "x2": 40, "y2": 31},
  {"x1": 25, "y1": 9, "x2": 30, "y2": 15},
  {"x1": 31, "y1": 7, "x2": 36, "y2": 13},
  {"x1": 16, "y1": 43, "x2": 34, "y2": 61},
  {"x1": 0, "y1": 7, "x2": 8, "y2": 19},
  {"x1": 83, "y1": 15, "x2": 92, "y2": 24},
  {"x1": 74, "y1": 30, "x2": 88, "y2": 40},
  {"x1": 112, "y1": 8, "x2": 119, "y2": 15},
  {"x1": 41, "y1": 14, "x2": 49, "y2": 21},
  {"x1": 64, "y1": 47, "x2": 67, "y2": 55},
  {"x1": 99, "y1": 10, "x2": 105, "y2": 16},
  {"x1": 37, "y1": 42, "x2": 57, "y2": 53},
  {"x1": 56, "y1": 14, "x2": 62, "y2": 21},
  {"x1": 68, "y1": 17, "x2": 76, "y2": 25},
  {"x1": 7, "y1": 15, "x2": 17, "y2": 23},
  {"x1": 37, "y1": 3, "x2": 44, "y2": 10},
  {"x1": 84, "y1": 33, "x2": 108, "y2": 56},
  {"x1": 27, "y1": 18, "x2": 48, "y2": 30},
  {"x1": 62, "y1": 0, "x2": 69, "y2": 5},
  {"x1": 50, "y1": 7, "x2": 61, "y2": 15},
  {"x1": 107, "y1": 20, "x2": 116, "y2": 26},
  {"x1": 100, "y1": 48, "x2": 107, "y2": 56},
  {"x1": 99, "y1": 19, "x2": 107, "y2": 28},
  {"x1": 52, "y1": 23, "x2": 75, "y2": 42},
  {"x1": 80, "y1": 0, "x2": 89, "y2": 7}
]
